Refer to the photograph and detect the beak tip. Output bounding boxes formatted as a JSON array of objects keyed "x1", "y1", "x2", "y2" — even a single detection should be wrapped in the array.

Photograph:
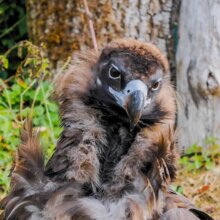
[
  {"x1": 130, "y1": 114, "x2": 142, "y2": 129},
  {"x1": 126, "y1": 91, "x2": 145, "y2": 127}
]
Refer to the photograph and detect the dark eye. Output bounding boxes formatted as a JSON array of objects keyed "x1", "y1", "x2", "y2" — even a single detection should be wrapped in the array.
[
  {"x1": 151, "y1": 80, "x2": 161, "y2": 91},
  {"x1": 108, "y1": 64, "x2": 121, "y2": 79}
]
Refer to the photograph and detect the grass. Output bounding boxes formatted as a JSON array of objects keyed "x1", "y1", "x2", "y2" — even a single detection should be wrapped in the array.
[
  {"x1": 173, "y1": 141, "x2": 220, "y2": 219},
  {"x1": 175, "y1": 164, "x2": 220, "y2": 219},
  {"x1": 0, "y1": 40, "x2": 63, "y2": 197},
  {"x1": 0, "y1": 78, "x2": 61, "y2": 197}
]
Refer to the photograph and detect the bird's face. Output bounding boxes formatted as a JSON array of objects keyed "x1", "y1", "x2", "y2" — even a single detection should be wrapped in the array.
[{"x1": 95, "y1": 45, "x2": 166, "y2": 128}]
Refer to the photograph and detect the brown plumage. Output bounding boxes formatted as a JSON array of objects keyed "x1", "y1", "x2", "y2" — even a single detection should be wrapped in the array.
[{"x1": 0, "y1": 39, "x2": 213, "y2": 220}]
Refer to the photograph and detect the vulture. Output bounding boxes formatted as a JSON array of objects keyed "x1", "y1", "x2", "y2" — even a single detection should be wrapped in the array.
[{"x1": 0, "y1": 39, "x2": 213, "y2": 220}]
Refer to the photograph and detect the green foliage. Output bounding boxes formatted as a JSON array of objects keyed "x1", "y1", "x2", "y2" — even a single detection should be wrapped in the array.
[
  {"x1": 170, "y1": 185, "x2": 184, "y2": 195},
  {"x1": 179, "y1": 139, "x2": 220, "y2": 172},
  {"x1": 0, "y1": 40, "x2": 49, "y2": 80},
  {"x1": 0, "y1": 41, "x2": 61, "y2": 196},
  {"x1": 0, "y1": 78, "x2": 61, "y2": 194}
]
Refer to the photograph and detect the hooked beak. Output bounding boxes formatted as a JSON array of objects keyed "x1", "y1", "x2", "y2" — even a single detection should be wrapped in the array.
[
  {"x1": 125, "y1": 90, "x2": 145, "y2": 126},
  {"x1": 109, "y1": 80, "x2": 150, "y2": 127}
]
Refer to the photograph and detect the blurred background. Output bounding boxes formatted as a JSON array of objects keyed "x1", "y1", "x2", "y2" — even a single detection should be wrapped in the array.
[{"x1": 0, "y1": 0, "x2": 220, "y2": 218}]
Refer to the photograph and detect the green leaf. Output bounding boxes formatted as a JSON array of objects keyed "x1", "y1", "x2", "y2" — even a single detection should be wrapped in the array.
[
  {"x1": 179, "y1": 156, "x2": 188, "y2": 166},
  {"x1": 170, "y1": 185, "x2": 184, "y2": 195},
  {"x1": 0, "y1": 6, "x2": 4, "y2": 15},
  {"x1": 17, "y1": 78, "x2": 27, "y2": 88},
  {"x1": 48, "y1": 103, "x2": 58, "y2": 112},
  {"x1": 192, "y1": 154, "x2": 203, "y2": 169},
  {"x1": 21, "y1": 107, "x2": 31, "y2": 116},
  {"x1": 34, "y1": 106, "x2": 45, "y2": 116},
  {"x1": 4, "y1": 58, "x2": 8, "y2": 69},
  {"x1": 205, "y1": 159, "x2": 215, "y2": 170},
  {"x1": 24, "y1": 57, "x2": 33, "y2": 67},
  {"x1": 0, "y1": 55, "x2": 9, "y2": 69},
  {"x1": 186, "y1": 144, "x2": 202, "y2": 154}
]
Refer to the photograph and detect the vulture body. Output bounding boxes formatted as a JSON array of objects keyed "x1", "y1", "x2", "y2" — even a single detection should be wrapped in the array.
[{"x1": 0, "y1": 39, "x2": 213, "y2": 220}]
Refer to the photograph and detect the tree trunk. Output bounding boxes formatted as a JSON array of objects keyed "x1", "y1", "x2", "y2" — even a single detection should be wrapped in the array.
[
  {"x1": 176, "y1": 0, "x2": 220, "y2": 150},
  {"x1": 26, "y1": 0, "x2": 178, "y2": 72}
]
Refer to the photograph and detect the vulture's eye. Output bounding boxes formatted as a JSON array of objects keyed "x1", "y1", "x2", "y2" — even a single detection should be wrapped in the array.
[
  {"x1": 151, "y1": 79, "x2": 161, "y2": 91},
  {"x1": 108, "y1": 64, "x2": 121, "y2": 79}
]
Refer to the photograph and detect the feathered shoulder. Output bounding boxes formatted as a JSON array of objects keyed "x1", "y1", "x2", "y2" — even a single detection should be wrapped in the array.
[{"x1": 53, "y1": 50, "x2": 99, "y2": 103}]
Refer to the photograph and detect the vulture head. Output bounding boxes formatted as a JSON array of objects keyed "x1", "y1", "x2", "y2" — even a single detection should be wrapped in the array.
[{"x1": 70, "y1": 38, "x2": 175, "y2": 131}]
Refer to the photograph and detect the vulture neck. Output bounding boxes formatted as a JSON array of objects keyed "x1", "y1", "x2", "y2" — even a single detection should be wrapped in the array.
[
  {"x1": 98, "y1": 114, "x2": 139, "y2": 184},
  {"x1": 83, "y1": 90, "x2": 140, "y2": 184}
]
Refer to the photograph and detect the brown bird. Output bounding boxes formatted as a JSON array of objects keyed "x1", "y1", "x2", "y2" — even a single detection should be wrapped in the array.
[{"x1": 0, "y1": 39, "x2": 213, "y2": 220}]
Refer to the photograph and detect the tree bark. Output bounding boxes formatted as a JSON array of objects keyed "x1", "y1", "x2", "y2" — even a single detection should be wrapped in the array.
[
  {"x1": 176, "y1": 0, "x2": 220, "y2": 149},
  {"x1": 26, "y1": 0, "x2": 177, "y2": 72}
]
